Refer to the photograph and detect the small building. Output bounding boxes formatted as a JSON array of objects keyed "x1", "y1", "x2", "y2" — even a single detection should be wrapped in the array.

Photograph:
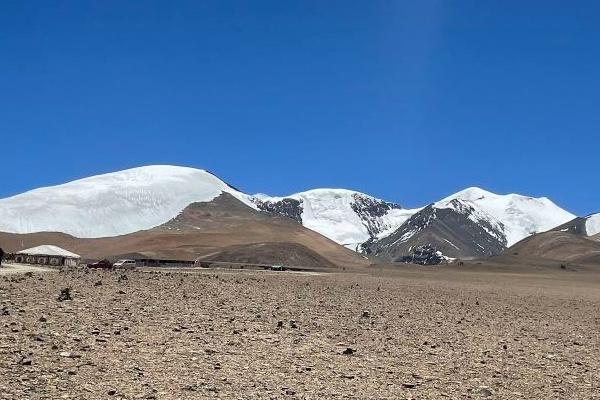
[
  {"x1": 136, "y1": 258, "x2": 194, "y2": 268},
  {"x1": 15, "y1": 245, "x2": 81, "y2": 267}
]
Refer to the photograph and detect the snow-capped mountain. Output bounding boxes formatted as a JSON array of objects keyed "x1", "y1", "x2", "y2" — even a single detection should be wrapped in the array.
[
  {"x1": 0, "y1": 166, "x2": 579, "y2": 263},
  {"x1": 0, "y1": 165, "x2": 415, "y2": 246},
  {"x1": 436, "y1": 187, "x2": 576, "y2": 247},
  {"x1": 0, "y1": 165, "x2": 254, "y2": 238},
  {"x1": 362, "y1": 202, "x2": 509, "y2": 262},
  {"x1": 251, "y1": 189, "x2": 417, "y2": 250},
  {"x1": 363, "y1": 187, "x2": 576, "y2": 262}
]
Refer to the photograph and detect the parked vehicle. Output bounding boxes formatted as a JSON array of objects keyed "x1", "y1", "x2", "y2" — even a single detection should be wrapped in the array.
[
  {"x1": 88, "y1": 259, "x2": 113, "y2": 269},
  {"x1": 113, "y1": 259, "x2": 136, "y2": 269},
  {"x1": 270, "y1": 265, "x2": 286, "y2": 271}
]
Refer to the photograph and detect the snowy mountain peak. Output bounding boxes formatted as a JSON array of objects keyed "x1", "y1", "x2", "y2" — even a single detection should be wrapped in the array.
[
  {"x1": 442, "y1": 186, "x2": 545, "y2": 204},
  {"x1": 261, "y1": 188, "x2": 377, "y2": 202},
  {"x1": 435, "y1": 187, "x2": 575, "y2": 246},
  {"x1": 444, "y1": 186, "x2": 496, "y2": 201},
  {"x1": 0, "y1": 165, "x2": 254, "y2": 238}
]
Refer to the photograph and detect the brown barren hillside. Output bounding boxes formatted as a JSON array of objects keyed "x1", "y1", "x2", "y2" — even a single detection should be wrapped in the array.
[
  {"x1": 506, "y1": 230, "x2": 600, "y2": 265},
  {"x1": 198, "y1": 242, "x2": 338, "y2": 270},
  {"x1": 0, "y1": 194, "x2": 367, "y2": 269}
]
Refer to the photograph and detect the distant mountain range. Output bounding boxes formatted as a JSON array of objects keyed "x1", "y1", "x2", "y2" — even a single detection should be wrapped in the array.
[
  {"x1": 0, "y1": 165, "x2": 593, "y2": 265},
  {"x1": 252, "y1": 189, "x2": 416, "y2": 250},
  {"x1": 252, "y1": 185, "x2": 575, "y2": 262}
]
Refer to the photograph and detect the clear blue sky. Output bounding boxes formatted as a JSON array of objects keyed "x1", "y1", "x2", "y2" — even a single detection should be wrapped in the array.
[{"x1": 1, "y1": 1, "x2": 598, "y2": 215}]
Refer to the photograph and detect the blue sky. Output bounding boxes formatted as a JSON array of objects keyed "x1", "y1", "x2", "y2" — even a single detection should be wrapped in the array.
[{"x1": 0, "y1": 1, "x2": 598, "y2": 215}]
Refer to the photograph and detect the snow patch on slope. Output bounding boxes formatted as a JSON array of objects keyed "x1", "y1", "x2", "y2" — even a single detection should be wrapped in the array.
[
  {"x1": 375, "y1": 208, "x2": 421, "y2": 239},
  {"x1": 255, "y1": 189, "x2": 417, "y2": 249},
  {"x1": 586, "y1": 213, "x2": 600, "y2": 236},
  {"x1": 0, "y1": 165, "x2": 254, "y2": 238},
  {"x1": 259, "y1": 189, "x2": 367, "y2": 248},
  {"x1": 299, "y1": 190, "x2": 368, "y2": 249}
]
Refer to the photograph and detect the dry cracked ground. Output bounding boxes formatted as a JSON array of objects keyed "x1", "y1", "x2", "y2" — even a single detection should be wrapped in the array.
[{"x1": 1, "y1": 264, "x2": 599, "y2": 399}]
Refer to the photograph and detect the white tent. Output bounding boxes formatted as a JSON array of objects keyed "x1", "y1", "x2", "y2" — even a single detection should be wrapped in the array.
[
  {"x1": 18, "y1": 245, "x2": 80, "y2": 258},
  {"x1": 16, "y1": 245, "x2": 80, "y2": 267}
]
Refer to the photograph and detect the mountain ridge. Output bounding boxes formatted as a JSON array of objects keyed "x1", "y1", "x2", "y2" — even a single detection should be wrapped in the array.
[
  {"x1": 252, "y1": 188, "x2": 419, "y2": 250},
  {"x1": 0, "y1": 165, "x2": 580, "y2": 263}
]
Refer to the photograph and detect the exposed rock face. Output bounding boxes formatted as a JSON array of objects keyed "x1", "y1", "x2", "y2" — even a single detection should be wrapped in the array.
[
  {"x1": 362, "y1": 204, "x2": 508, "y2": 262},
  {"x1": 349, "y1": 194, "x2": 403, "y2": 238},
  {"x1": 551, "y1": 217, "x2": 589, "y2": 235},
  {"x1": 397, "y1": 244, "x2": 446, "y2": 265},
  {"x1": 251, "y1": 198, "x2": 303, "y2": 223},
  {"x1": 552, "y1": 214, "x2": 600, "y2": 237},
  {"x1": 251, "y1": 190, "x2": 410, "y2": 250}
]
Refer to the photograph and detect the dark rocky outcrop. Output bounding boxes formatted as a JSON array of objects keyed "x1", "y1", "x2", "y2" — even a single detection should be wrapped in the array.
[
  {"x1": 363, "y1": 204, "x2": 507, "y2": 262},
  {"x1": 349, "y1": 194, "x2": 402, "y2": 237},
  {"x1": 252, "y1": 198, "x2": 303, "y2": 223}
]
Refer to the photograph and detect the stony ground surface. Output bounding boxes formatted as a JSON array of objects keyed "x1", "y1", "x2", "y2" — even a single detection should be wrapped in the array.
[
  {"x1": 0, "y1": 264, "x2": 54, "y2": 276},
  {"x1": 1, "y1": 264, "x2": 599, "y2": 399}
]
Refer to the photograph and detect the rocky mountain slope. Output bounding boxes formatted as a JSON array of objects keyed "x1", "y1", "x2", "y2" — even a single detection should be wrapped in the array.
[
  {"x1": 362, "y1": 188, "x2": 575, "y2": 262},
  {"x1": 362, "y1": 202, "x2": 507, "y2": 262},
  {"x1": 438, "y1": 187, "x2": 576, "y2": 247}
]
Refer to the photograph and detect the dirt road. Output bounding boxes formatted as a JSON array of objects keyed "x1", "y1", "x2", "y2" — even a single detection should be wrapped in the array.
[{"x1": 0, "y1": 263, "x2": 54, "y2": 275}]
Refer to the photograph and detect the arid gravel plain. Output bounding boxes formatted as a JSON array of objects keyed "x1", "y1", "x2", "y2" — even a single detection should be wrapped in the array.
[{"x1": 1, "y1": 263, "x2": 599, "y2": 399}]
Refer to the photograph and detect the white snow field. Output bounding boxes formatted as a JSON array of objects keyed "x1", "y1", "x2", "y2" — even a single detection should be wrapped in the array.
[
  {"x1": 586, "y1": 213, "x2": 600, "y2": 236},
  {"x1": 254, "y1": 189, "x2": 417, "y2": 249},
  {"x1": 436, "y1": 187, "x2": 576, "y2": 246},
  {"x1": 0, "y1": 165, "x2": 254, "y2": 238}
]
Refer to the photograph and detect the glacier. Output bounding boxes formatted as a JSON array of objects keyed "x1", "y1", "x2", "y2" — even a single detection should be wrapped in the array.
[
  {"x1": 0, "y1": 165, "x2": 254, "y2": 238},
  {"x1": 253, "y1": 189, "x2": 418, "y2": 250}
]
